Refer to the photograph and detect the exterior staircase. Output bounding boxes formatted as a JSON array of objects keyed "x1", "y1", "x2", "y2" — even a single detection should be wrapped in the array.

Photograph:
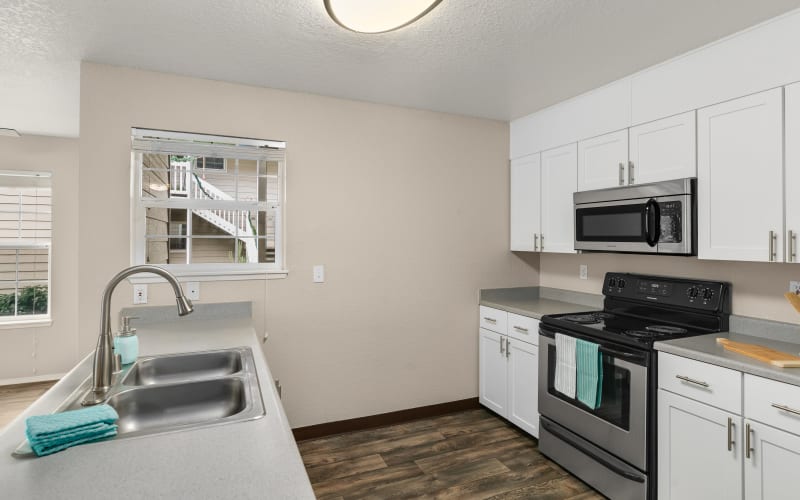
[{"x1": 170, "y1": 163, "x2": 258, "y2": 263}]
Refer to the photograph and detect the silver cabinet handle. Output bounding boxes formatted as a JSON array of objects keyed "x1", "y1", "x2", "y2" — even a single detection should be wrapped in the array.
[
  {"x1": 618, "y1": 163, "x2": 625, "y2": 186},
  {"x1": 628, "y1": 161, "x2": 635, "y2": 185},
  {"x1": 727, "y1": 417, "x2": 735, "y2": 452},
  {"x1": 483, "y1": 317, "x2": 497, "y2": 323},
  {"x1": 745, "y1": 422, "x2": 753, "y2": 459},
  {"x1": 506, "y1": 339, "x2": 511, "y2": 358},
  {"x1": 789, "y1": 230, "x2": 797, "y2": 263},
  {"x1": 769, "y1": 230, "x2": 777, "y2": 261},
  {"x1": 676, "y1": 374, "x2": 709, "y2": 388},
  {"x1": 771, "y1": 403, "x2": 800, "y2": 416},
  {"x1": 540, "y1": 234, "x2": 544, "y2": 251},
  {"x1": 499, "y1": 336, "x2": 504, "y2": 355},
  {"x1": 513, "y1": 325, "x2": 529, "y2": 333},
  {"x1": 534, "y1": 233, "x2": 539, "y2": 251}
]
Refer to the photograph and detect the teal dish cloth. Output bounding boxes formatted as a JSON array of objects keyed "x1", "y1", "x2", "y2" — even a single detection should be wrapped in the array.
[
  {"x1": 575, "y1": 339, "x2": 603, "y2": 410},
  {"x1": 25, "y1": 404, "x2": 119, "y2": 457}
]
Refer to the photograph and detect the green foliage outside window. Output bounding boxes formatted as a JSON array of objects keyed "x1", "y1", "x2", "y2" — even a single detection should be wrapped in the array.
[{"x1": 0, "y1": 285, "x2": 48, "y2": 316}]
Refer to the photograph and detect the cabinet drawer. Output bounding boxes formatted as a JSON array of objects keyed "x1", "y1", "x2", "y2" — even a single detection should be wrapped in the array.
[
  {"x1": 658, "y1": 352, "x2": 742, "y2": 414},
  {"x1": 745, "y1": 374, "x2": 800, "y2": 436},
  {"x1": 507, "y1": 313, "x2": 539, "y2": 344},
  {"x1": 479, "y1": 306, "x2": 507, "y2": 334}
]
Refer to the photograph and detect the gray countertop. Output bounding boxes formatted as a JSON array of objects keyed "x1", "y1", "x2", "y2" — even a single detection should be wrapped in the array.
[
  {"x1": 656, "y1": 331, "x2": 800, "y2": 386},
  {"x1": 0, "y1": 313, "x2": 315, "y2": 499},
  {"x1": 479, "y1": 286, "x2": 602, "y2": 319}
]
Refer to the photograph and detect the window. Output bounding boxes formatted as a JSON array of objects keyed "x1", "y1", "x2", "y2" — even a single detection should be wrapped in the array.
[
  {"x1": 0, "y1": 171, "x2": 51, "y2": 322},
  {"x1": 131, "y1": 129, "x2": 286, "y2": 275}
]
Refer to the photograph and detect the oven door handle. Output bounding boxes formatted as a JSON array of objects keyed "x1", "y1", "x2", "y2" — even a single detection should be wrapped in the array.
[
  {"x1": 598, "y1": 346, "x2": 648, "y2": 365},
  {"x1": 540, "y1": 419, "x2": 646, "y2": 483},
  {"x1": 644, "y1": 198, "x2": 660, "y2": 247}
]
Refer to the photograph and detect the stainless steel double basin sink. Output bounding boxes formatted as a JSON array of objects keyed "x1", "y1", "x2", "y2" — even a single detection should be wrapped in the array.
[{"x1": 14, "y1": 347, "x2": 265, "y2": 457}]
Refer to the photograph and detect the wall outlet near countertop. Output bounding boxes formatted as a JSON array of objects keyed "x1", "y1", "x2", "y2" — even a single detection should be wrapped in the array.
[
  {"x1": 790, "y1": 281, "x2": 800, "y2": 294},
  {"x1": 133, "y1": 284, "x2": 147, "y2": 304},
  {"x1": 185, "y1": 281, "x2": 200, "y2": 300},
  {"x1": 579, "y1": 264, "x2": 588, "y2": 280},
  {"x1": 313, "y1": 265, "x2": 325, "y2": 283}
]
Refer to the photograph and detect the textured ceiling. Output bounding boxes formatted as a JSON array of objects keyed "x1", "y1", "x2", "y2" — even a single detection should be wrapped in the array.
[{"x1": 3, "y1": 0, "x2": 800, "y2": 137}]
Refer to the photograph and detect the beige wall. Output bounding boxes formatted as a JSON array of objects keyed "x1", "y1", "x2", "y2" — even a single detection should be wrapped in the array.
[
  {"x1": 0, "y1": 135, "x2": 80, "y2": 382},
  {"x1": 79, "y1": 62, "x2": 538, "y2": 427},
  {"x1": 540, "y1": 253, "x2": 800, "y2": 325}
]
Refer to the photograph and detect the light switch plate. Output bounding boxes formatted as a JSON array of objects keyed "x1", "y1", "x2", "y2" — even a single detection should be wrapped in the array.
[
  {"x1": 133, "y1": 284, "x2": 148, "y2": 304},
  {"x1": 313, "y1": 265, "x2": 325, "y2": 283},
  {"x1": 185, "y1": 281, "x2": 200, "y2": 300},
  {"x1": 579, "y1": 265, "x2": 588, "y2": 280}
]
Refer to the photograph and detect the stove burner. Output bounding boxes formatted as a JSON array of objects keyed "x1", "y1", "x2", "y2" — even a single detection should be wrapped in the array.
[
  {"x1": 562, "y1": 314, "x2": 601, "y2": 324},
  {"x1": 593, "y1": 312, "x2": 615, "y2": 319},
  {"x1": 645, "y1": 325, "x2": 688, "y2": 334}
]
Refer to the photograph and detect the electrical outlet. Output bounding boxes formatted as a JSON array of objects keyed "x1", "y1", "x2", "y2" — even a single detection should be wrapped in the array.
[
  {"x1": 579, "y1": 264, "x2": 588, "y2": 280},
  {"x1": 185, "y1": 281, "x2": 200, "y2": 301},
  {"x1": 313, "y1": 265, "x2": 325, "y2": 283},
  {"x1": 133, "y1": 284, "x2": 148, "y2": 304},
  {"x1": 790, "y1": 281, "x2": 800, "y2": 294}
]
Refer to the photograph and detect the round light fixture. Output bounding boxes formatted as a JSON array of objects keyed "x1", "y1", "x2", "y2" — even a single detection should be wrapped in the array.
[{"x1": 324, "y1": 0, "x2": 443, "y2": 34}]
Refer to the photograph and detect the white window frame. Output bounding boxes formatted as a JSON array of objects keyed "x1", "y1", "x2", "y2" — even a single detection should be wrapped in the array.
[
  {"x1": 130, "y1": 129, "x2": 287, "y2": 281},
  {"x1": 0, "y1": 170, "x2": 52, "y2": 325}
]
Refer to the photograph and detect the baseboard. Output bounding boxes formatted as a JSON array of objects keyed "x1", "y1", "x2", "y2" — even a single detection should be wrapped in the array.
[
  {"x1": 0, "y1": 373, "x2": 63, "y2": 387},
  {"x1": 293, "y1": 397, "x2": 481, "y2": 442}
]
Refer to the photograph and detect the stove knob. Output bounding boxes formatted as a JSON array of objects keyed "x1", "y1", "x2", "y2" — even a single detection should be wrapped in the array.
[
  {"x1": 608, "y1": 277, "x2": 617, "y2": 288},
  {"x1": 687, "y1": 287, "x2": 699, "y2": 298},
  {"x1": 703, "y1": 288, "x2": 714, "y2": 300},
  {"x1": 618, "y1": 279, "x2": 626, "y2": 289}
]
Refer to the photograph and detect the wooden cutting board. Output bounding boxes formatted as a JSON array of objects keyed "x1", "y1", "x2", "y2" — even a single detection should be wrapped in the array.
[{"x1": 716, "y1": 338, "x2": 800, "y2": 368}]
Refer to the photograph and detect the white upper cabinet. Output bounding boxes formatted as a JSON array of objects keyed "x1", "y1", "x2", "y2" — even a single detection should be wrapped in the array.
[
  {"x1": 577, "y1": 129, "x2": 629, "y2": 191},
  {"x1": 785, "y1": 82, "x2": 800, "y2": 263},
  {"x1": 697, "y1": 89, "x2": 784, "y2": 262},
  {"x1": 540, "y1": 144, "x2": 577, "y2": 253},
  {"x1": 509, "y1": 154, "x2": 541, "y2": 252},
  {"x1": 628, "y1": 111, "x2": 696, "y2": 185}
]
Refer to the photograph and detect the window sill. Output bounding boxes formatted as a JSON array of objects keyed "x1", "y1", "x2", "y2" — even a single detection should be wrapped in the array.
[
  {"x1": 128, "y1": 268, "x2": 289, "y2": 284},
  {"x1": 0, "y1": 318, "x2": 52, "y2": 330}
]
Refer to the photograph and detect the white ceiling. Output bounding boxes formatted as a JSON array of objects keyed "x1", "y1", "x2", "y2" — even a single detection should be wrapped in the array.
[{"x1": 3, "y1": 0, "x2": 800, "y2": 137}]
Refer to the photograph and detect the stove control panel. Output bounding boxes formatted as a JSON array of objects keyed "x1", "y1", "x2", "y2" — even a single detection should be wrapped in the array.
[{"x1": 603, "y1": 272, "x2": 730, "y2": 312}]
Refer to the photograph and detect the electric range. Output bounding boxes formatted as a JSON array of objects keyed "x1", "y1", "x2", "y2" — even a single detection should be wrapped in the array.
[{"x1": 537, "y1": 272, "x2": 731, "y2": 500}]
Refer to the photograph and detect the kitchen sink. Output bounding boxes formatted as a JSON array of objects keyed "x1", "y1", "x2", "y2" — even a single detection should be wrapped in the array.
[
  {"x1": 122, "y1": 349, "x2": 243, "y2": 386},
  {"x1": 12, "y1": 347, "x2": 264, "y2": 457}
]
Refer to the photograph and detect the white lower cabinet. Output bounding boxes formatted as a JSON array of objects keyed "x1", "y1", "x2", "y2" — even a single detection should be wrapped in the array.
[
  {"x1": 478, "y1": 312, "x2": 540, "y2": 438},
  {"x1": 659, "y1": 353, "x2": 800, "y2": 499},
  {"x1": 658, "y1": 389, "x2": 742, "y2": 500},
  {"x1": 744, "y1": 419, "x2": 800, "y2": 500}
]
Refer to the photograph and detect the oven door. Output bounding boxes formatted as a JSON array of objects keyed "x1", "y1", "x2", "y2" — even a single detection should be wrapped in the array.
[
  {"x1": 538, "y1": 328, "x2": 649, "y2": 470},
  {"x1": 574, "y1": 194, "x2": 692, "y2": 255}
]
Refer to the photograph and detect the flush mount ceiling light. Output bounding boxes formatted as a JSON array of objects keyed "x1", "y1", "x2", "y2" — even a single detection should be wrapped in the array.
[
  {"x1": 0, "y1": 128, "x2": 21, "y2": 138},
  {"x1": 324, "y1": 0, "x2": 443, "y2": 34}
]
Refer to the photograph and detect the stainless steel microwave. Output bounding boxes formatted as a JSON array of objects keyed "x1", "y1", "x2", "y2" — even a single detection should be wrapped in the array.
[{"x1": 573, "y1": 178, "x2": 696, "y2": 255}]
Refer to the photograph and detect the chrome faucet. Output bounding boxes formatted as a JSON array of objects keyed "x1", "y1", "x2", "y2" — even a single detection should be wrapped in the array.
[{"x1": 83, "y1": 265, "x2": 193, "y2": 406}]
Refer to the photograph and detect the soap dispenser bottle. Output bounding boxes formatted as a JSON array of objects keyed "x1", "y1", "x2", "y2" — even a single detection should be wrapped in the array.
[{"x1": 114, "y1": 315, "x2": 139, "y2": 365}]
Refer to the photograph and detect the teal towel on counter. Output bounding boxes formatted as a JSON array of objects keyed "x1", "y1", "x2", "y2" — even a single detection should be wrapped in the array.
[
  {"x1": 575, "y1": 339, "x2": 603, "y2": 410},
  {"x1": 25, "y1": 404, "x2": 118, "y2": 457}
]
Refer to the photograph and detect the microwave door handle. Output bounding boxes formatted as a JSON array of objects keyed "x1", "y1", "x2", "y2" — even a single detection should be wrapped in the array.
[{"x1": 644, "y1": 198, "x2": 660, "y2": 247}]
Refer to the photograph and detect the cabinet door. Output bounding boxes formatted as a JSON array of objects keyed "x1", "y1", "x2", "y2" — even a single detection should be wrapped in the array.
[
  {"x1": 479, "y1": 328, "x2": 507, "y2": 416},
  {"x1": 697, "y1": 88, "x2": 784, "y2": 262},
  {"x1": 510, "y1": 154, "x2": 541, "y2": 251},
  {"x1": 658, "y1": 390, "x2": 742, "y2": 500},
  {"x1": 629, "y1": 111, "x2": 696, "y2": 185},
  {"x1": 745, "y1": 419, "x2": 800, "y2": 500},
  {"x1": 785, "y1": 83, "x2": 800, "y2": 263},
  {"x1": 507, "y1": 338, "x2": 538, "y2": 437},
  {"x1": 540, "y1": 144, "x2": 577, "y2": 254},
  {"x1": 577, "y1": 129, "x2": 628, "y2": 191}
]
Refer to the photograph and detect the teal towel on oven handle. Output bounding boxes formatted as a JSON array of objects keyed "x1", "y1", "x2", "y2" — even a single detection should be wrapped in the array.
[{"x1": 575, "y1": 339, "x2": 603, "y2": 409}]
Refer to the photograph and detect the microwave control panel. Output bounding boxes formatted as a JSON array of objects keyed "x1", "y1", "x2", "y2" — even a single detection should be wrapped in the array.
[
  {"x1": 603, "y1": 272, "x2": 730, "y2": 312},
  {"x1": 658, "y1": 201, "x2": 682, "y2": 243}
]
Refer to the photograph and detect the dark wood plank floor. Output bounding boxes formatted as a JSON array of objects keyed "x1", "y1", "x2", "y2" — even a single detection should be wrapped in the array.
[{"x1": 297, "y1": 408, "x2": 604, "y2": 499}]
